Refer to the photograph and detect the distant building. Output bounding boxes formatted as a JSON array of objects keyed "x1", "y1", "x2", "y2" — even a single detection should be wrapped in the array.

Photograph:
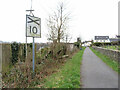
[
  {"x1": 109, "y1": 38, "x2": 119, "y2": 42},
  {"x1": 94, "y1": 36, "x2": 110, "y2": 42},
  {"x1": 116, "y1": 35, "x2": 120, "y2": 39},
  {"x1": 82, "y1": 41, "x2": 92, "y2": 47},
  {"x1": 109, "y1": 35, "x2": 120, "y2": 42}
]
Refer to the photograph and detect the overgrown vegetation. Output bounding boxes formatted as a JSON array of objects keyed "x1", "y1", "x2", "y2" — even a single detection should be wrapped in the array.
[
  {"x1": 41, "y1": 47, "x2": 85, "y2": 88},
  {"x1": 103, "y1": 45, "x2": 120, "y2": 51},
  {"x1": 2, "y1": 42, "x2": 28, "y2": 77},
  {"x1": 90, "y1": 47, "x2": 119, "y2": 73},
  {"x1": 93, "y1": 42, "x2": 111, "y2": 47},
  {"x1": 92, "y1": 42, "x2": 119, "y2": 47},
  {"x1": 2, "y1": 42, "x2": 79, "y2": 88},
  {"x1": 11, "y1": 42, "x2": 19, "y2": 65},
  {"x1": 74, "y1": 42, "x2": 80, "y2": 48}
]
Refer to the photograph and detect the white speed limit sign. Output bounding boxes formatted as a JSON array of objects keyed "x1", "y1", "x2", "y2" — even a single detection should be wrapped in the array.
[{"x1": 26, "y1": 15, "x2": 41, "y2": 38}]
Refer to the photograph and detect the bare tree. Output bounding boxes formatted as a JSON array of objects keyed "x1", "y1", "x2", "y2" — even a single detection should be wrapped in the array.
[
  {"x1": 64, "y1": 32, "x2": 72, "y2": 43},
  {"x1": 47, "y1": 2, "x2": 70, "y2": 43}
]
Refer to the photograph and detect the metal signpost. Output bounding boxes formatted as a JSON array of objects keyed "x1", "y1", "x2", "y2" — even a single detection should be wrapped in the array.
[{"x1": 26, "y1": 15, "x2": 41, "y2": 75}]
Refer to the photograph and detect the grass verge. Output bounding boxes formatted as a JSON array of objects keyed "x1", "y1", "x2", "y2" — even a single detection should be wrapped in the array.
[
  {"x1": 103, "y1": 46, "x2": 119, "y2": 51},
  {"x1": 90, "y1": 47, "x2": 119, "y2": 73},
  {"x1": 41, "y1": 47, "x2": 85, "y2": 88}
]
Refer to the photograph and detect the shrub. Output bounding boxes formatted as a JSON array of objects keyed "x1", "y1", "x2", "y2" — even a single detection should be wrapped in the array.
[
  {"x1": 23, "y1": 44, "x2": 26, "y2": 59},
  {"x1": 11, "y1": 42, "x2": 19, "y2": 65},
  {"x1": 93, "y1": 42, "x2": 112, "y2": 47},
  {"x1": 29, "y1": 43, "x2": 32, "y2": 49},
  {"x1": 74, "y1": 42, "x2": 80, "y2": 48},
  {"x1": 118, "y1": 46, "x2": 120, "y2": 50}
]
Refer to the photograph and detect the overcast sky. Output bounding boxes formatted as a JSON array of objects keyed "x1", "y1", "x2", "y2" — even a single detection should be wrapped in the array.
[{"x1": 0, "y1": 0, "x2": 119, "y2": 43}]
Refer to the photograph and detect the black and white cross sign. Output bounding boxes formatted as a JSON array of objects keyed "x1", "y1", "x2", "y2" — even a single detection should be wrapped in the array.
[{"x1": 26, "y1": 15, "x2": 41, "y2": 38}]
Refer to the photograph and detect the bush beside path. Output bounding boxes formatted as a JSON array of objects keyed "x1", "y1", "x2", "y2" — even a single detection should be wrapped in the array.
[{"x1": 40, "y1": 47, "x2": 85, "y2": 88}]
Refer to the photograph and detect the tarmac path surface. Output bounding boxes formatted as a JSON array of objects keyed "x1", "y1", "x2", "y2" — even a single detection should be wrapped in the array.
[{"x1": 81, "y1": 47, "x2": 118, "y2": 88}]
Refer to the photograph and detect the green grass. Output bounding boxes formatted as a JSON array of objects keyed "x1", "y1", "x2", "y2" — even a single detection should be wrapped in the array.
[
  {"x1": 103, "y1": 46, "x2": 119, "y2": 51},
  {"x1": 90, "y1": 47, "x2": 119, "y2": 73},
  {"x1": 41, "y1": 47, "x2": 85, "y2": 88}
]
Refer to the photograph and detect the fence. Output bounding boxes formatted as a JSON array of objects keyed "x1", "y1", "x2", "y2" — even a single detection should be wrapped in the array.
[
  {"x1": 1, "y1": 43, "x2": 36, "y2": 74},
  {"x1": 2, "y1": 44, "x2": 11, "y2": 67},
  {"x1": 92, "y1": 46, "x2": 120, "y2": 62}
]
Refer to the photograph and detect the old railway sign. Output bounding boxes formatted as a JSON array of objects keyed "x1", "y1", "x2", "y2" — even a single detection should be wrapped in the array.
[
  {"x1": 26, "y1": 14, "x2": 41, "y2": 74},
  {"x1": 26, "y1": 15, "x2": 41, "y2": 38}
]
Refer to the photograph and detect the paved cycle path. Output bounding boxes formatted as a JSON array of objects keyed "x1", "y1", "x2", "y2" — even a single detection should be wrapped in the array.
[{"x1": 81, "y1": 47, "x2": 118, "y2": 88}]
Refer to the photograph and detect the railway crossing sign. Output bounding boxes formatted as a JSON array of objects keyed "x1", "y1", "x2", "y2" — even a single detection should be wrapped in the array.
[
  {"x1": 26, "y1": 15, "x2": 41, "y2": 38},
  {"x1": 26, "y1": 14, "x2": 41, "y2": 75}
]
